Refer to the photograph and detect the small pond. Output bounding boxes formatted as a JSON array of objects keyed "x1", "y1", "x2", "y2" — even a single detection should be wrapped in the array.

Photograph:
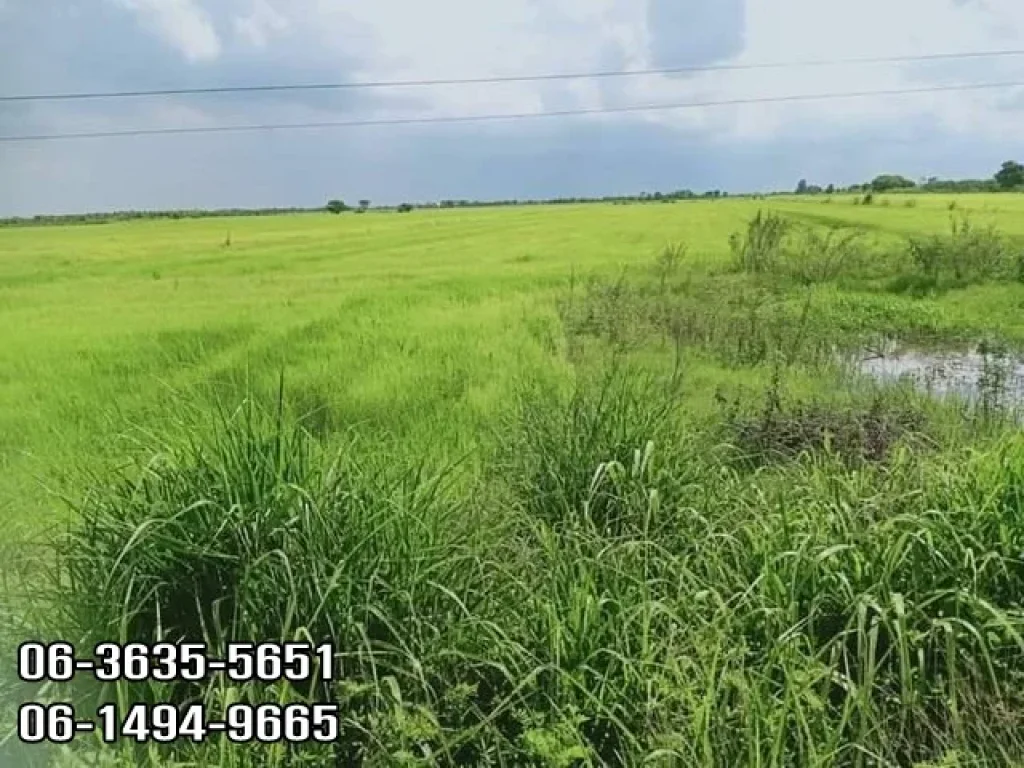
[{"x1": 851, "y1": 344, "x2": 1024, "y2": 409}]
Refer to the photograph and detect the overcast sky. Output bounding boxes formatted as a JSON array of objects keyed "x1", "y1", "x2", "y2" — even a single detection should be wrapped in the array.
[{"x1": 1, "y1": 0, "x2": 1024, "y2": 216}]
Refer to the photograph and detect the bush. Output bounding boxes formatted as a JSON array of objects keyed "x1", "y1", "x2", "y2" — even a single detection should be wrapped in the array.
[{"x1": 908, "y1": 215, "x2": 1015, "y2": 286}]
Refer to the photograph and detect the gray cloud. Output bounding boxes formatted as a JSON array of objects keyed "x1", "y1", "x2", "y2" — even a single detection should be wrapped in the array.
[
  {"x1": 3, "y1": 114, "x2": 1021, "y2": 217},
  {"x1": 2, "y1": 0, "x2": 1024, "y2": 216},
  {"x1": 646, "y1": 0, "x2": 746, "y2": 69},
  {"x1": 0, "y1": 1, "x2": 423, "y2": 143}
]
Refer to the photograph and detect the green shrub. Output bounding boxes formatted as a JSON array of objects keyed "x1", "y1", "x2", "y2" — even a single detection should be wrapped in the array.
[
  {"x1": 785, "y1": 226, "x2": 866, "y2": 285},
  {"x1": 908, "y1": 215, "x2": 1015, "y2": 286},
  {"x1": 730, "y1": 211, "x2": 790, "y2": 274}
]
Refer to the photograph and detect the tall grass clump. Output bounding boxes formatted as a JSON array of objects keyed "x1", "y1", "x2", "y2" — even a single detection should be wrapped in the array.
[
  {"x1": 785, "y1": 226, "x2": 866, "y2": 286},
  {"x1": 907, "y1": 215, "x2": 1018, "y2": 288},
  {"x1": 496, "y1": 363, "x2": 685, "y2": 533},
  {"x1": 53, "y1": 394, "x2": 527, "y2": 764},
  {"x1": 498, "y1": 369, "x2": 1024, "y2": 766},
  {"x1": 38, "y1": 370, "x2": 1024, "y2": 766},
  {"x1": 730, "y1": 210, "x2": 790, "y2": 274}
]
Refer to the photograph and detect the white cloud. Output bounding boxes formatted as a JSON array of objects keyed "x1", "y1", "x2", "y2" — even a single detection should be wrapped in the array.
[
  {"x1": 112, "y1": 0, "x2": 221, "y2": 62},
  {"x1": 672, "y1": 0, "x2": 1024, "y2": 141},
  {"x1": 91, "y1": 0, "x2": 1024, "y2": 142},
  {"x1": 234, "y1": 0, "x2": 289, "y2": 48},
  {"x1": 7, "y1": 0, "x2": 1024, "y2": 216},
  {"x1": 262, "y1": 0, "x2": 1024, "y2": 141}
]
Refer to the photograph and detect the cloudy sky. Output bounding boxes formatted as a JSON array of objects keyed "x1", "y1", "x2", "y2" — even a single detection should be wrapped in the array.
[{"x1": 1, "y1": 0, "x2": 1024, "y2": 215}]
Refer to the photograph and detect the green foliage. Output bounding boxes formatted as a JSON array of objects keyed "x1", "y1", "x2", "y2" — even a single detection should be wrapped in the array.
[
  {"x1": 995, "y1": 160, "x2": 1024, "y2": 190},
  {"x1": 325, "y1": 199, "x2": 347, "y2": 214},
  {"x1": 785, "y1": 226, "x2": 866, "y2": 285},
  {"x1": 730, "y1": 210, "x2": 790, "y2": 274},
  {"x1": 907, "y1": 215, "x2": 1018, "y2": 287},
  {"x1": 36, "y1": 374, "x2": 1024, "y2": 766},
  {"x1": 7, "y1": 196, "x2": 1024, "y2": 766},
  {"x1": 871, "y1": 174, "x2": 917, "y2": 192}
]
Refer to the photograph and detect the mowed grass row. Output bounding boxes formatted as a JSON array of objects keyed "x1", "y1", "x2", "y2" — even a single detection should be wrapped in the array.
[{"x1": 4, "y1": 194, "x2": 1024, "y2": 765}]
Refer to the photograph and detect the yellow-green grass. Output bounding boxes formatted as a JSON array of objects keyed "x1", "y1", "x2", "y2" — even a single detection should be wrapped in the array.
[
  {"x1": 0, "y1": 202, "x2": 751, "y2": 526},
  {"x1": 3, "y1": 195, "x2": 1024, "y2": 530},
  {"x1": 6, "y1": 195, "x2": 1024, "y2": 766}
]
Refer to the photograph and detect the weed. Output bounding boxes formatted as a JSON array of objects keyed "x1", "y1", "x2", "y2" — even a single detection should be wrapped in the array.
[
  {"x1": 730, "y1": 210, "x2": 789, "y2": 274},
  {"x1": 907, "y1": 215, "x2": 1014, "y2": 286},
  {"x1": 786, "y1": 225, "x2": 865, "y2": 285},
  {"x1": 496, "y1": 363, "x2": 682, "y2": 534},
  {"x1": 975, "y1": 338, "x2": 1015, "y2": 422},
  {"x1": 652, "y1": 242, "x2": 686, "y2": 291},
  {"x1": 723, "y1": 382, "x2": 930, "y2": 466}
]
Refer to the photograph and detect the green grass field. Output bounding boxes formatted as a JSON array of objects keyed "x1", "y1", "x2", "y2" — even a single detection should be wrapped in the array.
[
  {"x1": 4, "y1": 193, "x2": 1024, "y2": 766},
  {"x1": 3, "y1": 193, "x2": 1023, "y2": 525}
]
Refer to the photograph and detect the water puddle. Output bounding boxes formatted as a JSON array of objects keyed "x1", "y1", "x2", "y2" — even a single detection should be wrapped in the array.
[{"x1": 851, "y1": 344, "x2": 1024, "y2": 410}]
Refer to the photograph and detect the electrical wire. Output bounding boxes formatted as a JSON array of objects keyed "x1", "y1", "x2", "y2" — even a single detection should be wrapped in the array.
[
  {"x1": 2, "y1": 49, "x2": 1023, "y2": 103},
  {"x1": 1, "y1": 80, "x2": 1021, "y2": 144}
]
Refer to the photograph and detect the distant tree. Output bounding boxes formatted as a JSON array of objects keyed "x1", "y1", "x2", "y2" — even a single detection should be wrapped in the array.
[
  {"x1": 795, "y1": 179, "x2": 809, "y2": 195},
  {"x1": 995, "y1": 160, "x2": 1024, "y2": 190},
  {"x1": 396, "y1": 203, "x2": 414, "y2": 213},
  {"x1": 825, "y1": 184, "x2": 835, "y2": 195},
  {"x1": 358, "y1": 199, "x2": 371, "y2": 211},
  {"x1": 326, "y1": 199, "x2": 347, "y2": 214},
  {"x1": 870, "y1": 174, "x2": 916, "y2": 192}
]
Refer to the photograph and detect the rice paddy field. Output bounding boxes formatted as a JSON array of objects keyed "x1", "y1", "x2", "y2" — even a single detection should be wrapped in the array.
[{"x1": 3, "y1": 192, "x2": 1024, "y2": 766}]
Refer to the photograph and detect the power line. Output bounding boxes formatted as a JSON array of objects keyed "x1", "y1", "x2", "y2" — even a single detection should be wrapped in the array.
[
  {"x1": 2, "y1": 49, "x2": 1024, "y2": 103},
  {"x1": 2, "y1": 80, "x2": 1021, "y2": 144}
]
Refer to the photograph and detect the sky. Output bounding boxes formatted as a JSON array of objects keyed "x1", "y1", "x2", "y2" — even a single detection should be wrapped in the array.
[{"x1": 1, "y1": 0, "x2": 1024, "y2": 216}]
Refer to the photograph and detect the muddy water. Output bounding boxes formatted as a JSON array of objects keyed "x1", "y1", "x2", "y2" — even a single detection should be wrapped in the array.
[{"x1": 853, "y1": 346, "x2": 1024, "y2": 408}]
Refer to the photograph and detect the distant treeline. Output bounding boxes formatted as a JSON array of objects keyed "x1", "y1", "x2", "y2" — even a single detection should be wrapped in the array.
[
  {"x1": 4, "y1": 160, "x2": 1022, "y2": 226},
  {"x1": 793, "y1": 177, "x2": 1004, "y2": 196},
  {"x1": 434, "y1": 189, "x2": 728, "y2": 208},
  {"x1": 793, "y1": 161, "x2": 1024, "y2": 196},
  {"x1": 0, "y1": 207, "x2": 317, "y2": 228}
]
